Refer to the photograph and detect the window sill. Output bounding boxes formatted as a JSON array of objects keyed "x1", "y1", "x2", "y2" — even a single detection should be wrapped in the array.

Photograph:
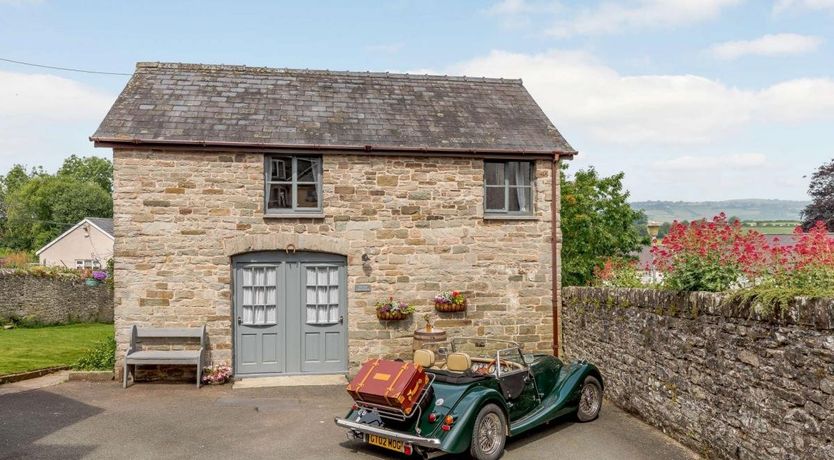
[
  {"x1": 483, "y1": 214, "x2": 539, "y2": 221},
  {"x1": 263, "y1": 212, "x2": 326, "y2": 219}
]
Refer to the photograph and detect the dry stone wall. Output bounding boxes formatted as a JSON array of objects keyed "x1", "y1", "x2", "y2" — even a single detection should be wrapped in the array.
[
  {"x1": 0, "y1": 272, "x2": 113, "y2": 324},
  {"x1": 563, "y1": 287, "x2": 834, "y2": 460},
  {"x1": 113, "y1": 150, "x2": 557, "y2": 377}
]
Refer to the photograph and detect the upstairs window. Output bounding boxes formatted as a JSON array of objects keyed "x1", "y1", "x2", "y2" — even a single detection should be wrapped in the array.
[
  {"x1": 265, "y1": 155, "x2": 323, "y2": 214},
  {"x1": 484, "y1": 161, "x2": 534, "y2": 216}
]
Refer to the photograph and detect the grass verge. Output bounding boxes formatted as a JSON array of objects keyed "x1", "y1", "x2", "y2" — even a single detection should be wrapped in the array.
[{"x1": 0, "y1": 323, "x2": 113, "y2": 376}]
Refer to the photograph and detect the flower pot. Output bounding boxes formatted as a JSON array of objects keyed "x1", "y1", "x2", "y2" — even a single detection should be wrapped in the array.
[
  {"x1": 435, "y1": 300, "x2": 467, "y2": 313},
  {"x1": 377, "y1": 310, "x2": 409, "y2": 321},
  {"x1": 85, "y1": 279, "x2": 101, "y2": 287}
]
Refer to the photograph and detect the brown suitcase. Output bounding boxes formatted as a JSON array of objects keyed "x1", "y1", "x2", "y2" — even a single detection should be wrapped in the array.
[{"x1": 347, "y1": 359, "x2": 429, "y2": 415}]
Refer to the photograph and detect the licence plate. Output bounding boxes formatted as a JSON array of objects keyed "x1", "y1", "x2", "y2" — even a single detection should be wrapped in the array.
[{"x1": 367, "y1": 434, "x2": 409, "y2": 453}]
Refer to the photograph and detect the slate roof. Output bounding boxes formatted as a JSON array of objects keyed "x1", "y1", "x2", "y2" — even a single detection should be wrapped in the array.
[
  {"x1": 86, "y1": 217, "x2": 114, "y2": 237},
  {"x1": 92, "y1": 62, "x2": 575, "y2": 156}
]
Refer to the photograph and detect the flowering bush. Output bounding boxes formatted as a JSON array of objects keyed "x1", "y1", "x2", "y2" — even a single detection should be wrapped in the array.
[
  {"x1": 434, "y1": 291, "x2": 466, "y2": 307},
  {"x1": 92, "y1": 270, "x2": 108, "y2": 281},
  {"x1": 375, "y1": 297, "x2": 415, "y2": 315},
  {"x1": 593, "y1": 258, "x2": 643, "y2": 288},
  {"x1": 201, "y1": 363, "x2": 233, "y2": 385},
  {"x1": 651, "y1": 213, "x2": 834, "y2": 294}
]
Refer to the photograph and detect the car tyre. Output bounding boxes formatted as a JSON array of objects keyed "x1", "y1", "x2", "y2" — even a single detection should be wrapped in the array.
[
  {"x1": 469, "y1": 403, "x2": 507, "y2": 460},
  {"x1": 576, "y1": 375, "x2": 603, "y2": 422}
]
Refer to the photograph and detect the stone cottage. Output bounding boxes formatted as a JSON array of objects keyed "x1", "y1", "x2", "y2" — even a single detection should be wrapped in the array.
[{"x1": 92, "y1": 62, "x2": 576, "y2": 379}]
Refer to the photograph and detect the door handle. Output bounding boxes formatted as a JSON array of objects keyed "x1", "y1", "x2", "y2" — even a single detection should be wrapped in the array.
[
  {"x1": 237, "y1": 316, "x2": 242, "y2": 325},
  {"x1": 339, "y1": 315, "x2": 344, "y2": 324}
]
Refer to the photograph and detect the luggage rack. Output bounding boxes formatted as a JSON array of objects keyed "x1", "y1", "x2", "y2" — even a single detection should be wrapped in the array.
[{"x1": 352, "y1": 373, "x2": 436, "y2": 421}]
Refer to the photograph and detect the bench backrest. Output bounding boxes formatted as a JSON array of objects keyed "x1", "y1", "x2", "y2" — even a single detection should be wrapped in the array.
[{"x1": 129, "y1": 325, "x2": 206, "y2": 348}]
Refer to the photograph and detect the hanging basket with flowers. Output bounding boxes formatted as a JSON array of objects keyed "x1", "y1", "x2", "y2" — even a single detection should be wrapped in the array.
[
  {"x1": 375, "y1": 297, "x2": 415, "y2": 321},
  {"x1": 434, "y1": 291, "x2": 467, "y2": 312}
]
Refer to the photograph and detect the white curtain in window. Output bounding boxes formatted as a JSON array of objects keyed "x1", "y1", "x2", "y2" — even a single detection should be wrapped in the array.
[{"x1": 515, "y1": 163, "x2": 529, "y2": 212}]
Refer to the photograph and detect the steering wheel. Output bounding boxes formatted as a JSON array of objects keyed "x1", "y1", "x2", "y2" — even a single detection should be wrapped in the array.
[{"x1": 483, "y1": 359, "x2": 497, "y2": 375}]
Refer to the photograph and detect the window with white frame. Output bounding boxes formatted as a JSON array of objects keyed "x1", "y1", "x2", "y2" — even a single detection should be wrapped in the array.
[
  {"x1": 75, "y1": 259, "x2": 101, "y2": 269},
  {"x1": 265, "y1": 155, "x2": 323, "y2": 214},
  {"x1": 484, "y1": 161, "x2": 535, "y2": 216}
]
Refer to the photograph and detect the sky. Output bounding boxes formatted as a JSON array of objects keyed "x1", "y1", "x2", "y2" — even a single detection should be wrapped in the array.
[{"x1": 1, "y1": 0, "x2": 833, "y2": 201}]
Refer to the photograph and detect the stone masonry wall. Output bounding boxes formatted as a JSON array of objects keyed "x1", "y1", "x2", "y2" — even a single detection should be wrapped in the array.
[
  {"x1": 0, "y1": 272, "x2": 113, "y2": 324},
  {"x1": 113, "y1": 150, "x2": 557, "y2": 377},
  {"x1": 563, "y1": 287, "x2": 834, "y2": 460}
]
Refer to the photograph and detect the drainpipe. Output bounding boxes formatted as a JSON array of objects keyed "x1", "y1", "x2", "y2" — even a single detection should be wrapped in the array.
[{"x1": 551, "y1": 156, "x2": 561, "y2": 357}]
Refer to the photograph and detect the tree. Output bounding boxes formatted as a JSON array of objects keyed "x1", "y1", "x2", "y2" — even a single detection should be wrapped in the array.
[
  {"x1": 0, "y1": 164, "x2": 44, "y2": 236},
  {"x1": 58, "y1": 155, "x2": 113, "y2": 193},
  {"x1": 802, "y1": 159, "x2": 834, "y2": 231},
  {"x1": 4, "y1": 175, "x2": 112, "y2": 251},
  {"x1": 561, "y1": 166, "x2": 647, "y2": 286}
]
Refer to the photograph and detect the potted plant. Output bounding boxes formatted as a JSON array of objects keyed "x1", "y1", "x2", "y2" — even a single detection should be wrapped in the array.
[
  {"x1": 85, "y1": 270, "x2": 108, "y2": 287},
  {"x1": 434, "y1": 291, "x2": 467, "y2": 312},
  {"x1": 201, "y1": 363, "x2": 233, "y2": 385},
  {"x1": 375, "y1": 297, "x2": 415, "y2": 321}
]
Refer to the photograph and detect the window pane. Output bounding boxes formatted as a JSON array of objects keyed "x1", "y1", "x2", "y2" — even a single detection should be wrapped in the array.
[
  {"x1": 507, "y1": 162, "x2": 532, "y2": 186},
  {"x1": 297, "y1": 184, "x2": 319, "y2": 208},
  {"x1": 485, "y1": 187, "x2": 505, "y2": 211},
  {"x1": 508, "y1": 187, "x2": 533, "y2": 213},
  {"x1": 270, "y1": 157, "x2": 292, "y2": 181},
  {"x1": 297, "y1": 158, "x2": 318, "y2": 182},
  {"x1": 484, "y1": 162, "x2": 504, "y2": 186},
  {"x1": 268, "y1": 183, "x2": 292, "y2": 209}
]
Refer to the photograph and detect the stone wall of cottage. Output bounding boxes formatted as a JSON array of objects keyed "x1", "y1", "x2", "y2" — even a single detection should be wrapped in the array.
[
  {"x1": 113, "y1": 150, "x2": 557, "y2": 377},
  {"x1": 0, "y1": 272, "x2": 113, "y2": 325},
  {"x1": 563, "y1": 287, "x2": 834, "y2": 460}
]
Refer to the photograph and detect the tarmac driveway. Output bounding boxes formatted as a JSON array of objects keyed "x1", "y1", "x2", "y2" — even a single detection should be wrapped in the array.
[{"x1": 0, "y1": 379, "x2": 698, "y2": 460}]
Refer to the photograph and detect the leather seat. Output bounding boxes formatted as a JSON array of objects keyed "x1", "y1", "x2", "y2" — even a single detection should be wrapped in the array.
[
  {"x1": 413, "y1": 349, "x2": 435, "y2": 368},
  {"x1": 446, "y1": 352, "x2": 472, "y2": 373}
]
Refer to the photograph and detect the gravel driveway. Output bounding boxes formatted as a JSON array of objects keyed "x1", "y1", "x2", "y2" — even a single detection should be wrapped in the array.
[{"x1": 0, "y1": 378, "x2": 698, "y2": 459}]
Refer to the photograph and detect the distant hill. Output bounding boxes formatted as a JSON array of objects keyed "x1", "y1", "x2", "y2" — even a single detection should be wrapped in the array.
[{"x1": 631, "y1": 199, "x2": 809, "y2": 222}]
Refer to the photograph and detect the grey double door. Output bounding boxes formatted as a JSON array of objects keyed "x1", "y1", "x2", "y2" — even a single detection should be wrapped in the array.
[{"x1": 233, "y1": 251, "x2": 347, "y2": 375}]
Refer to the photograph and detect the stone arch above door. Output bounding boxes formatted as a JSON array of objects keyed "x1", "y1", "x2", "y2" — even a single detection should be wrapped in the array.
[{"x1": 222, "y1": 233, "x2": 351, "y2": 260}]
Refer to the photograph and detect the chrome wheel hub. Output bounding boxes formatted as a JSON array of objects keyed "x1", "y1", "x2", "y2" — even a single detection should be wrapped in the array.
[
  {"x1": 580, "y1": 383, "x2": 600, "y2": 416},
  {"x1": 477, "y1": 412, "x2": 501, "y2": 455}
]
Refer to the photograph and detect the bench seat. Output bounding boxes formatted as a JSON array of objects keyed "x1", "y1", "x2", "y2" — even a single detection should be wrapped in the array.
[
  {"x1": 125, "y1": 350, "x2": 202, "y2": 364},
  {"x1": 123, "y1": 325, "x2": 206, "y2": 388}
]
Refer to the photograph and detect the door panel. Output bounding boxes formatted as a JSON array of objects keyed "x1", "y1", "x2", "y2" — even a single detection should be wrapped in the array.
[
  {"x1": 301, "y1": 263, "x2": 347, "y2": 373},
  {"x1": 234, "y1": 263, "x2": 284, "y2": 375},
  {"x1": 233, "y1": 252, "x2": 347, "y2": 375}
]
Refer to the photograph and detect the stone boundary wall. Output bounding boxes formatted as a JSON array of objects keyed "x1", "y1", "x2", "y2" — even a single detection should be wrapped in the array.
[
  {"x1": 0, "y1": 272, "x2": 113, "y2": 324},
  {"x1": 562, "y1": 287, "x2": 833, "y2": 460}
]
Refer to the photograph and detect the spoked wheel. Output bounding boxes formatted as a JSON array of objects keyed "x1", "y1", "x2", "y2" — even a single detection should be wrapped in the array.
[
  {"x1": 576, "y1": 375, "x2": 603, "y2": 422},
  {"x1": 469, "y1": 403, "x2": 506, "y2": 460}
]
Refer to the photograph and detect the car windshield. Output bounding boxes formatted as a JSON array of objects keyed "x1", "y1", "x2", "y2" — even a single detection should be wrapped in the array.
[{"x1": 447, "y1": 338, "x2": 526, "y2": 376}]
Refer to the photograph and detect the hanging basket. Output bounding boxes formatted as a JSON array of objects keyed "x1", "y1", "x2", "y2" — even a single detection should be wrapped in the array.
[
  {"x1": 435, "y1": 300, "x2": 467, "y2": 313},
  {"x1": 377, "y1": 310, "x2": 410, "y2": 321}
]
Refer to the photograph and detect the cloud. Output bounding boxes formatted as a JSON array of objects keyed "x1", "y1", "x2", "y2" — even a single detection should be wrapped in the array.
[
  {"x1": 0, "y1": 70, "x2": 116, "y2": 171},
  {"x1": 446, "y1": 49, "x2": 834, "y2": 146},
  {"x1": 774, "y1": 0, "x2": 834, "y2": 13},
  {"x1": 652, "y1": 153, "x2": 767, "y2": 171},
  {"x1": 485, "y1": 0, "x2": 562, "y2": 29},
  {"x1": 709, "y1": 33, "x2": 822, "y2": 59},
  {"x1": 546, "y1": 0, "x2": 742, "y2": 37}
]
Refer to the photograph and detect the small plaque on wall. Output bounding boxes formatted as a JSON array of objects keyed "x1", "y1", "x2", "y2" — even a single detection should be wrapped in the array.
[{"x1": 354, "y1": 284, "x2": 371, "y2": 292}]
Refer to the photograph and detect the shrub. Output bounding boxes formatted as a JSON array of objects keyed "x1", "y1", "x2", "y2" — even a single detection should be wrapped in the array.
[
  {"x1": 593, "y1": 258, "x2": 644, "y2": 288},
  {"x1": 653, "y1": 214, "x2": 834, "y2": 295},
  {"x1": 73, "y1": 336, "x2": 116, "y2": 370},
  {"x1": 0, "y1": 250, "x2": 33, "y2": 269}
]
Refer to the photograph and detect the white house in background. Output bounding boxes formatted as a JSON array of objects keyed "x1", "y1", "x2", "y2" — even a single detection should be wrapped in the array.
[{"x1": 36, "y1": 217, "x2": 114, "y2": 269}]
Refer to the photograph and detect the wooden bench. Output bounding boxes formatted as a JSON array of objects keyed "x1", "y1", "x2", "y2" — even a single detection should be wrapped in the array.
[{"x1": 123, "y1": 325, "x2": 206, "y2": 388}]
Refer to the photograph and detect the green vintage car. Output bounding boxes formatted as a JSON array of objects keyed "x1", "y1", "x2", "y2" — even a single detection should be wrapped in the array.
[{"x1": 335, "y1": 338, "x2": 604, "y2": 460}]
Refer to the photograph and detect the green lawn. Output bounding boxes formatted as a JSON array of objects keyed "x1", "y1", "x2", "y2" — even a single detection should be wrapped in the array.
[{"x1": 0, "y1": 323, "x2": 114, "y2": 376}]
